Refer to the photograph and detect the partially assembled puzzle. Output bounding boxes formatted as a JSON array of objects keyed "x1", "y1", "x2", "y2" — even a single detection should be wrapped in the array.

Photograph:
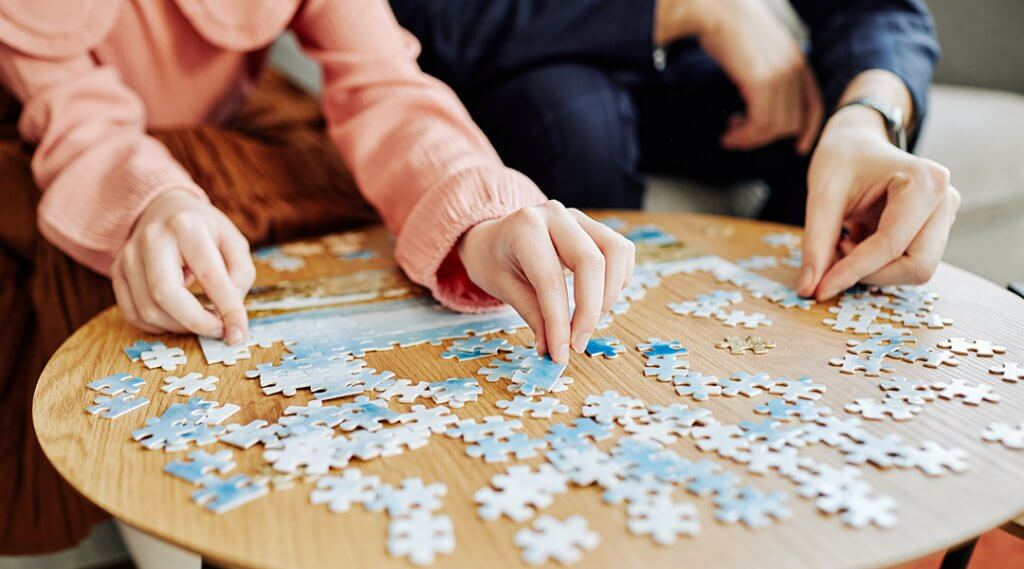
[{"x1": 83, "y1": 223, "x2": 1022, "y2": 566}]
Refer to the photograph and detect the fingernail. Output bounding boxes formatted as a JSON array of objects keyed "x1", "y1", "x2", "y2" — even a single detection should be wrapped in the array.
[
  {"x1": 572, "y1": 332, "x2": 591, "y2": 353},
  {"x1": 553, "y1": 343, "x2": 570, "y2": 364},
  {"x1": 797, "y1": 265, "x2": 815, "y2": 294},
  {"x1": 226, "y1": 326, "x2": 244, "y2": 346}
]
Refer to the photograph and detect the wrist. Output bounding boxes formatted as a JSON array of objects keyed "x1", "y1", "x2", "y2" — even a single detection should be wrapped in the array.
[{"x1": 823, "y1": 105, "x2": 890, "y2": 143}]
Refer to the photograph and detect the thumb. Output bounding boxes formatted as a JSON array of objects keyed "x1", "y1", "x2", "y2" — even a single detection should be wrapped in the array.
[{"x1": 799, "y1": 186, "x2": 846, "y2": 297}]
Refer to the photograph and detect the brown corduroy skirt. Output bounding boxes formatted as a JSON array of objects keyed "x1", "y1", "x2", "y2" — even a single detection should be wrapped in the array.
[{"x1": 0, "y1": 71, "x2": 376, "y2": 554}]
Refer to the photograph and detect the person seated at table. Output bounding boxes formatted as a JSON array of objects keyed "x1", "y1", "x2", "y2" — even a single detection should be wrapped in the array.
[
  {"x1": 389, "y1": 0, "x2": 961, "y2": 300},
  {"x1": 0, "y1": 0, "x2": 634, "y2": 562}
]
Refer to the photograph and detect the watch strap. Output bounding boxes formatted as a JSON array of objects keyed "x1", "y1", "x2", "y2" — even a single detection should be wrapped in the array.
[{"x1": 835, "y1": 96, "x2": 908, "y2": 151}]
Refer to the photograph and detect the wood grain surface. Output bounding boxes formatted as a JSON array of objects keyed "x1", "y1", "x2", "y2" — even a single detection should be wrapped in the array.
[{"x1": 32, "y1": 212, "x2": 1024, "y2": 569}]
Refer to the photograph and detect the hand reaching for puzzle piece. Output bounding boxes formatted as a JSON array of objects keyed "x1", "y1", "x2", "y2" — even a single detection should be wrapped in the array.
[
  {"x1": 458, "y1": 201, "x2": 636, "y2": 364},
  {"x1": 113, "y1": 189, "x2": 255, "y2": 344}
]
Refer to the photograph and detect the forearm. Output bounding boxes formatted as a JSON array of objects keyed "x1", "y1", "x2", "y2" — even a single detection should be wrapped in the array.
[{"x1": 794, "y1": 0, "x2": 938, "y2": 147}]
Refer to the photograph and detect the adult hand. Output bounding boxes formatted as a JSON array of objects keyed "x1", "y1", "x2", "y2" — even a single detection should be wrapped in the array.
[
  {"x1": 798, "y1": 106, "x2": 960, "y2": 300},
  {"x1": 655, "y1": 0, "x2": 823, "y2": 154},
  {"x1": 112, "y1": 189, "x2": 256, "y2": 344},
  {"x1": 458, "y1": 201, "x2": 636, "y2": 364}
]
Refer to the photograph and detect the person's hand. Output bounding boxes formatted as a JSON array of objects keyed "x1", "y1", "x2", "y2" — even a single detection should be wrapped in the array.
[
  {"x1": 798, "y1": 106, "x2": 961, "y2": 300},
  {"x1": 112, "y1": 189, "x2": 256, "y2": 344},
  {"x1": 655, "y1": 0, "x2": 823, "y2": 154},
  {"x1": 457, "y1": 201, "x2": 636, "y2": 364}
]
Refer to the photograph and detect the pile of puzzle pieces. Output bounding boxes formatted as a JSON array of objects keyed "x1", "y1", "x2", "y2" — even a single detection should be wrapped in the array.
[{"x1": 81, "y1": 221, "x2": 1023, "y2": 567}]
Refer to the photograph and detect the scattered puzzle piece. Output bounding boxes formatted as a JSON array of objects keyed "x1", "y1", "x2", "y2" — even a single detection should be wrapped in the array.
[
  {"x1": 989, "y1": 361, "x2": 1024, "y2": 383},
  {"x1": 141, "y1": 344, "x2": 187, "y2": 371},
  {"x1": 879, "y1": 376, "x2": 935, "y2": 405},
  {"x1": 716, "y1": 335, "x2": 776, "y2": 355},
  {"x1": 387, "y1": 511, "x2": 455, "y2": 566},
  {"x1": 367, "y1": 477, "x2": 447, "y2": 517},
  {"x1": 690, "y1": 423, "x2": 749, "y2": 458},
  {"x1": 769, "y1": 376, "x2": 826, "y2": 402},
  {"x1": 496, "y1": 396, "x2": 569, "y2": 419},
  {"x1": 716, "y1": 310, "x2": 772, "y2": 329},
  {"x1": 981, "y1": 422, "x2": 1024, "y2": 450},
  {"x1": 161, "y1": 373, "x2": 219, "y2": 396},
  {"x1": 931, "y1": 379, "x2": 1001, "y2": 405},
  {"x1": 466, "y1": 434, "x2": 548, "y2": 463},
  {"x1": 430, "y1": 377, "x2": 483, "y2": 408},
  {"x1": 87, "y1": 373, "x2": 145, "y2": 395},
  {"x1": 937, "y1": 337, "x2": 1007, "y2": 357},
  {"x1": 673, "y1": 372, "x2": 722, "y2": 401},
  {"x1": 165, "y1": 450, "x2": 235, "y2": 484},
  {"x1": 636, "y1": 338, "x2": 689, "y2": 357},
  {"x1": 720, "y1": 372, "x2": 774, "y2": 397},
  {"x1": 844, "y1": 398, "x2": 923, "y2": 421},
  {"x1": 475, "y1": 464, "x2": 567, "y2": 522},
  {"x1": 627, "y1": 497, "x2": 700, "y2": 545},
  {"x1": 584, "y1": 337, "x2": 626, "y2": 358},
  {"x1": 515, "y1": 515, "x2": 599, "y2": 566},
  {"x1": 895, "y1": 345, "x2": 959, "y2": 368},
  {"x1": 897, "y1": 441, "x2": 969, "y2": 476},
  {"x1": 87, "y1": 393, "x2": 149, "y2": 419},
  {"x1": 829, "y1": 354, "x2": 895, "y2": 376},
  {"x1": 714, "y1": 486, "x2": 791, "y2": 528},
  {"x1": 124, "y1": 340, "x2": 162, "y2": 362},
  {"x1": 192, "y1": 474, "x2": 268, "y2": 514},
  {"x1": 582, "y1": 390, "x2": 646, "y2": 425}
]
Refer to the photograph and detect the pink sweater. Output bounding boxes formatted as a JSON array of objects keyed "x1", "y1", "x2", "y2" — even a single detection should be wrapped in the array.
[{"x1": 0, "y1": 0, "x2": 547, "y2": 311}]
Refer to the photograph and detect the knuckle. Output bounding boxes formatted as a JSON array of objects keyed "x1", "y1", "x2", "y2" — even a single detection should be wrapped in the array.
[
  {"x1": 514, "y1": 206, "x2": 544, "y2": 227},
  {"x1": 948, "y1": 186, "x2": 962, "y2": 210},
  {"x1": 140, "y1": 224, "x2": 163, "y2": 245},
  {"x1": 150, "y1": 282, "x2": 176, "y2": 306},
  {"x1": 238, "y1": 264, "x2": 257, "y2": 287},
  {"x1": 543, "y1": 200, "x2": 566, "y2": 212},
  {"x1": 577, "y1": 250, "x2": 605, "y2": 274},
  {"x1": 167, "y1": 211, "x2": 198, "y2": 233},
  {"x1": 139, "y1": 306, "x2": 162, "y2": 324}
]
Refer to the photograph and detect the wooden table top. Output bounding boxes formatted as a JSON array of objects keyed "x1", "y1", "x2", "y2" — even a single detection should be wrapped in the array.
[{"x1": 33, "y1": 212, "x2": 1024, "y2": 569}]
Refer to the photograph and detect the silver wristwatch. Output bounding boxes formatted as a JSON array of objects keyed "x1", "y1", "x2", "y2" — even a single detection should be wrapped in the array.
[{"x1": 835, "y1": 96, "x2": 908, "y2": 151}]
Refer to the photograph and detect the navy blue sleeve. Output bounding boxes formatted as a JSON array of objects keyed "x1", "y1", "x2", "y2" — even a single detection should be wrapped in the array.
[
  {"x1": 791, "y1": 0, "x2": 940, "y2": 148},
  {"x1": 389, "y1": 0, "x2": 658, "y2": 93}
]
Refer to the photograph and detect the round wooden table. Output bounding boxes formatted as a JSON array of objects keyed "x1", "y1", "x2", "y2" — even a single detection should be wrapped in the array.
[{"x1": 33, "y1": 212, "x2": 1024, "y2": 569}]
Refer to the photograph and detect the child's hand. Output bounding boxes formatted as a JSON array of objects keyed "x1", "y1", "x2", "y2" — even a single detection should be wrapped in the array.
[
  {"x1": 458, "y1": 201, "x2": 636, "y2": 364},
  {"x1": 112, "y1": 189, "x2": 255, "y2": 344}
]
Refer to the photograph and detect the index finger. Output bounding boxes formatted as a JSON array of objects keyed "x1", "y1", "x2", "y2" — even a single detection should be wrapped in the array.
[
  {"x1": 143, "y1": 238, "x2": 224, "y2": 337},
  {"x1": 176, "y1": 228, "x2": 250, "y2": 344}
]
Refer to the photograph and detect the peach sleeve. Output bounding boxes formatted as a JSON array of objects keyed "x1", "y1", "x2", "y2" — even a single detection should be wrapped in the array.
[
  {"x1": 292, "y1": 0, "x2": 547, "y2": 312},
  {"x1": 0, "y1": 44, "x2": 207, "y2": 276}
]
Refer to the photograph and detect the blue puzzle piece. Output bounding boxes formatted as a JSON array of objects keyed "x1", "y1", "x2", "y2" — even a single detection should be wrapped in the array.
[
  {"x1": 192, "y1": 475, "x2": 269, "y2": 514},
  {"x1": 510, "y1": 355, "x2": 571, "y2": 396},
  {"x1": 585, "y1": 337, "x2": 625, "y2": 358},
  {"x1": 87, "y1": 393, "x2": 149, "y2": 419},
  {"x1": 88, "y1": 373, "x2": 145, "y2": 395},
  {"x1": 440, "y1": 346, "x2": 491, "y2": 361},
  {"x1": 252, "y1": 246, "x2": 282, "y2": 260},
  {"x1": 636, "y1": 338, "x2": 689, "y2": 357},
  {"x1": 124, "y1": 340, "x2": 163, "y2": 362},
  {"x1": 165, "y1": 450, "x2": 235, "y2": 484},
  {"x1": 625, "y1": 224, "x2": 679, "y2": 246},
  {"x1": 340, "y1": 250, "x2": 377, "y2": 261}
]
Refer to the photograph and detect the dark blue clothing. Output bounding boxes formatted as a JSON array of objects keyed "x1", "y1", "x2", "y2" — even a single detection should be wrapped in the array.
[{"x1": 391, "y1": 0, "x2": 940, "y2": 224}]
